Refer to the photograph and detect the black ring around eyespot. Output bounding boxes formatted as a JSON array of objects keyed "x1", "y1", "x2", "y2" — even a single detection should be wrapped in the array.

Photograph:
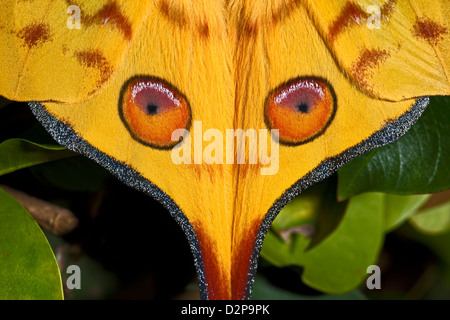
[
  {"x1": 263, "y1": 76, "x2": 338, "y2": 146},
  {"x1": 118, "y1": 75, "x2": 193, "y2": 150}
]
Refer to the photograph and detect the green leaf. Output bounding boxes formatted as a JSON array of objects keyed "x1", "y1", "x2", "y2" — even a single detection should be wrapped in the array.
[
  {"x1": 338, "y1": 96, "x2": 450, "y2": 200},
  {"x1": 252, "y1": 274, "x2": 366, "y2": 300},
  {"x1": 261, "y1": 192, "x2": 385, "y2": 294},
  {"x1": 398, "y1": 224, "x2": 450, "y2": 267},
  {"x1": 30, "y1": 156, "x2": 111, "y2": 192},
  {"x1": 270, "y1": 190, "x2": 320, "y2": 233},
  {"x1": 384, "y1": 194, "x2": 431, "y2": 232},
  {"x1": 301, "y1": 193, "x2": 384, "y2": 294},
  {"x1": 260, "y1": 228, "x2": 310, "y2": 267},
  {"x1": 0, "y1": 96, "x2": 12, "y2": 109},
  {"x1": 261, "y1": 192, "x2": 436, "y2": 294},
  {"x1": 410, "y1": 202, "x2": 450, "y2": 235},
  {"x1": 271, "y1": 178, "x2": 347, "y2": 251},
  {"x1": 0, "y1": 138, "x2": 74, "y2": 176},
  {"x1": 0, "y1": 188, "x2": 63, "y2": 299}
]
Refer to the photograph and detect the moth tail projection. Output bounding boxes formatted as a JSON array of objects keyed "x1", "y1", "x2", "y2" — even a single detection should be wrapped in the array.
[
  {"x1": 29, "y1": 97, "x2": 429, "y2": 300},
  {"x1": 192, "y1": 215, "x2": 264, "y2": 299},
  {"x1": 186, "y1": 95, "x2": 430, "y2": 300}
]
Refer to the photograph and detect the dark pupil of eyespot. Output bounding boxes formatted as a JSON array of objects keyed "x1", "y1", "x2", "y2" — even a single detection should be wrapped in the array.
[
  {"x1": 146, "y1": 104, "x2": 159, "y2": 115},
  {"x1": 296, "y1": 103, "x2": 309, "y2": 113}
]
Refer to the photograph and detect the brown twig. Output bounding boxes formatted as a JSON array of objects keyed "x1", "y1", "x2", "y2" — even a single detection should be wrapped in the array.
[{"x1": 0, "y1": 184, "x2": 79, "y2": 236}]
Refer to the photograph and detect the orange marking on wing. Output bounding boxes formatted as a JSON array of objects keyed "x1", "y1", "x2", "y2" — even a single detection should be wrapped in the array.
[
  {"x1": 194, "y1": 224, "x2": 231, "y2": 300},
  {"x1": 413, "y1": 17, "x2": 448, "y2": 46},
  {"x1": 230, "y1": 219, "x2": 261, "y2": 300},
  {"x1": 193, "y1": 218, "x2": 262, "y2": 300}
]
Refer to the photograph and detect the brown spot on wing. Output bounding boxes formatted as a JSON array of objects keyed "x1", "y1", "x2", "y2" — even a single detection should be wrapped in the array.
[
  {"x1": 65, "y1": 0, "x2": 132, "y2": 40},
  {"x1": 61, "y1": 44, "x2": 69, "y2": 55},
  {"x1": 328, "y1": 0, "x2": 397, "y2": 44},
  {"x1": 351, "y1": 49, "x2": 390, "y2": 92},
  {"x1": 75, "y1": 49, "x2": 113, "y2": 90},
  {"x1": 270, "y1": 0, "x2": 302, "y2": 24},
  {"x1": 380, "y1": 0, "x2": 396, "y2": 16},
  {"x1": 244, "y1": 22, "x2": 259, "y2": 38},
  {"x1": 199, "y1": 22, "x2": 210, "y2": 39},
  {"x1": 328, "y1": 2, "x2": 368, "y2": 44},
  {"x1": 237, "y1": 0, "x2": 302, "y2": 38},
  {"x1": 17, "y1": 22, "x2": 51, "y2": 49},
  {"x1": 413, "y1": 17, "x2": 447, "y2": 46},
  {"x1": 159, "y1": 0, "x2": 169, "y2": 16},
  {"x1": 159, "y1": 0, "x2": 188, "y2": 28},
  {"x1": 159, "y1": 0, "x2": 212, "y2": 40},
  {"x1": 87, "y1": 1, "x2": 132, "y2": 40},
  {"x1": 187, "y1": 164, "x2": 224, "y2": 184}
]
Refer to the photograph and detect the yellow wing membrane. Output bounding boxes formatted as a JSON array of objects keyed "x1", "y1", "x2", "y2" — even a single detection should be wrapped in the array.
[
  {"x1": 0, "y1": 0, "x2": 148, "y2": 102},
  {"x1": 304, "y1": 0, "x2": 450, "y2": 100}
]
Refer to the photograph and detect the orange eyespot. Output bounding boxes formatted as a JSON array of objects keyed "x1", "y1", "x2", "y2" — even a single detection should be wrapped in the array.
[
  {"x1": 119, "y1": 76, "x2": 191, "y2": 149},
  {"x1": 264, "y1": 77, "x2": 337, "y2": 145}
]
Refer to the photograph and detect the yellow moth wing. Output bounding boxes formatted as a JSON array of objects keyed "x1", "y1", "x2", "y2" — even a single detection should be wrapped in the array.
[
  {"x1": 36, "y1": 1, "x2": 237, "y2": 298},
  {"x1": 3, "y1": 0, "x2": 444, "y2": 300},
  {"x1": 33, "y1": 1, "x2": 428, "y2": 299},
  {"x1": 0, "y1": 0, "x2": 148, "y2": 102},
  {"x1": 304, "y1": 0, "x2": 450, "y2": 100},
  {"x1": 230, "y1": 1, "x2": 421, "y2": 280}
]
